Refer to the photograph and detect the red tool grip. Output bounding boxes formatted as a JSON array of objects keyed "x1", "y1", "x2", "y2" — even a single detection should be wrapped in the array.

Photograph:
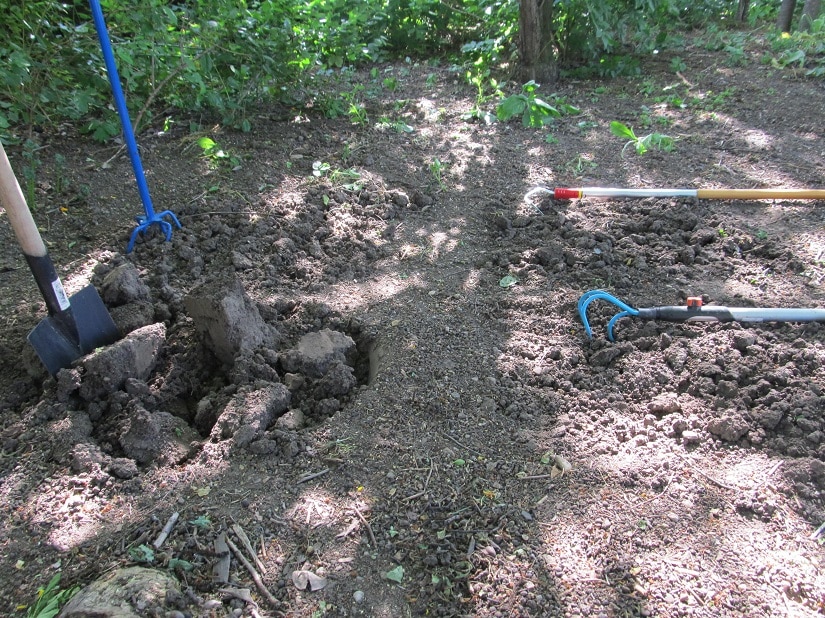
[{"x1": 553, "y1": 187, "x2": 582, "y2": 200}]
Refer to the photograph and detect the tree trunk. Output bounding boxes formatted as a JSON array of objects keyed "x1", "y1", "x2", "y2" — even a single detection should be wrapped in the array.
[
  {"x1": 777, "y1": 0, "x2": 797, "y2": 32},
  {"x1": 518, "y1": 0, "x2": 558, "y2": 85},
  {"x1": 735, "y1": 0, "x2": 750, "y2": 23},
  {"x1": 800, "y1": 0, "x2": 821, "y2": 31}
]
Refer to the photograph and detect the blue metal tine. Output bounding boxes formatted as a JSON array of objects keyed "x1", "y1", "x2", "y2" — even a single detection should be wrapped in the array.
[{"x1": 577, "y1": 290, "x2": 639, "y2": 341}]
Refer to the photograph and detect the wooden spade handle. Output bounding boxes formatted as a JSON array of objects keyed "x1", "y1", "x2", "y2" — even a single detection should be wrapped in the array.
[
  {"x1": 697, "y1": 188, "x2": 825, "y2": 200},
  {"x1": 0, "y1": 141, "x2": 47, "y2": 257}
]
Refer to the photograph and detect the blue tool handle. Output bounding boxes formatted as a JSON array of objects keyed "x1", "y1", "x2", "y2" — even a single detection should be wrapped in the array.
[{"x1": 88, "y1": 0, "x2": 156, "y2": 220}]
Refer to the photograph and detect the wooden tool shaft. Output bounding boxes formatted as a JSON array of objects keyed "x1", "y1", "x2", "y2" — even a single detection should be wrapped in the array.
[
  {"x1": 697, "y1": 189, "x2": 825, "y2": 200},
  {"x1": 0, "y1": 142, "x2": 48, "y2": 257}
]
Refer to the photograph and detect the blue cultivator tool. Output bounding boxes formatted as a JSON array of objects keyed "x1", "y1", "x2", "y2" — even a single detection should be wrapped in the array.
[
  {"x1": 89, "y1": 0, "x2": 181, "y2": 253},
  {"x1": 578, "y1": 290, "x2": 825, "y2": 341}
]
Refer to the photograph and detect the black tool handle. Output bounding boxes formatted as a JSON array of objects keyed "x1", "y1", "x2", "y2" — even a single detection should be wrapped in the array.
[{"x1": 0, "y1": 142, "x2": 77, "y2": 324}]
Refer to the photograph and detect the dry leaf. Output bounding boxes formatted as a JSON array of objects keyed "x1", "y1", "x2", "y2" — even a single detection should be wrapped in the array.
[
  {"x1": 291, "y1": 570, "x2": 328, "y2": 591},
  {"x1": 220, "y1": 588, "x2": 256, "y2": 604}
]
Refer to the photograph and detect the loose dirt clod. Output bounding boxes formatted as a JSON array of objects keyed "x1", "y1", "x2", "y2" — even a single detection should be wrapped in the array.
[{"x1": 185, "y1": 278, "x2": 279, "y2": 365}]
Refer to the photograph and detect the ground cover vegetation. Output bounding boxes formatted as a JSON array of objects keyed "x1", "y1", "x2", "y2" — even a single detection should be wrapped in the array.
[{"x1": 1, "y1": 0, "x2": 822, "y2": 146}]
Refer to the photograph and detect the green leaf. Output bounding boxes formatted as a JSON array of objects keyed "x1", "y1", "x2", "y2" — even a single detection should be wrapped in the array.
[
  {"x1": 496, "y1": 95, "x2": 527, "y2": 121},
  {"x1": 499, "y1": 275, "x2": 518, "y2": 288},
  {"x1": 197, "y1": 136, "x2": 216, "y2": 150},
  {"x1": 188, "y1": 515, "x2": 211, "y2": 529},
  {"x1": 385, "y1": 565, "x2": 405, "y2": 583},
  {"x1": 521, "y1": 80, "x2": 539, "y2": 94},
  {"x1": 610, "y1": 121, "x2": 636, "y2": 140},
  {"x1": 532, "y1": 98, "x2": 561, "y2": 117},
  {"x1": 168, "y1": 558, "x2": 194, "y2": 571},
  {"x1": 128, "y1": 544, "x2": 155, "y2": 564},
  {"x1": 452, "y1": 458, "x2": 466, "y2": 467}
]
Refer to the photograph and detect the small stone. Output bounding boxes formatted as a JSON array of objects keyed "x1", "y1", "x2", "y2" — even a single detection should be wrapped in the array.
[
  {"x1": 707, "y1": 413, "x2": 749, "y2": 442},
  {"x1": 648, "y1": 393, "x2": 681, "y2": 416},
  {"x1": 353, "y1": 590, "x2": 365, "y2": 603},
  {"x1": 682, "y1": 430, "x2": 701, "y2": 444}
]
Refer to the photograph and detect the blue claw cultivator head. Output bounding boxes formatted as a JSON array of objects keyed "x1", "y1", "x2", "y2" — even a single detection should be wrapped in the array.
[{"x1": 578, "y1": 290, "x2": 825, "y2": 341}]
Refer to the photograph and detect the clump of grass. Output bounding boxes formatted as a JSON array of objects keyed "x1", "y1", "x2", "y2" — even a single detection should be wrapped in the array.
[{"x1": 25, "y1": 573, "x2": 78, "y2": 618}]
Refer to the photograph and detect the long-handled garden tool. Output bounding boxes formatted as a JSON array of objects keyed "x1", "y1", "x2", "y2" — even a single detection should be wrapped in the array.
[
  {"x1": 578, "y1": 290, "x2": 825, "y2": 341},
  {"x1": 89, "y1": 0, "x2": 181, "y2": 253},
  {"x1": 0, "y1": 142, "x2": 120, "y2": 375},
  {"x1": 553, "y1": 187, "x2": 825, "y2": 200}
]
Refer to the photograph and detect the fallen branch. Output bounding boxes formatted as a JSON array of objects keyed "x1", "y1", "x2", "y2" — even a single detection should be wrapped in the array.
[
  {"x1": 232, "y1": 524, "x2": 266, "y2": 574},
  {"x1": 352, "y1": 506, "x2": 377, "y2": 548},
  {"x1": 297, "y1": 468, "x2": 329, "y2": 485},
  {"x1": 153, "y1": 511, "x2": 179, "y2": 549},
  {"x1": 225, "y1": 535, "x2": 280, "y2": 610}
]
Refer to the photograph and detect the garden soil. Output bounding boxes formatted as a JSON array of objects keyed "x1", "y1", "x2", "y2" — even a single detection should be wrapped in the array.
[{"x1": 0, "y1": 42, "x2": 824, "y2": 618}]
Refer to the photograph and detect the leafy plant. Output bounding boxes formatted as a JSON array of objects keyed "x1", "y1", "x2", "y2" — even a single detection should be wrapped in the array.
[
  {"x1": 26, "y1": 573, "x2": 78, "y2": 618},
  {"x1": 566, "y1": 154, "x2": 598, "y2": 178},
  {"x1": 496, "y1": 81, "x2": 580, "y2": 128},
  {"x1": 196, "y1": 137, "x2": 241, "y2": 169},
  {"x1": 53, "y1": 153, "x2": 67, "y2": 195},
  {"x1": 21, "y1": 139, "x2": 42, "y2": 210},
  {"x1": 610, "y1": 121, "x2": 674, "y2": 156},
  {"x1": 768, "y1": 23, "x2": 825, "y2": 76},
  {"x1": 312, "y1": 161, "x2": 332, "y2": 177},
  {"x1": 429, "y1": 158, "x2": 446, "y2": 190},
  {"x1": 461, "y1": 64, "x2": 502, "y2": 125}
]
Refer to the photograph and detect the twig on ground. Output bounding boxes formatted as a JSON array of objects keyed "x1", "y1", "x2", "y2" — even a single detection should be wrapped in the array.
[
  {"x1": 809, "y1": 520, "x2": 825, "y2": 540},
  {"x1": 259, "y1": 534, "x2": 267, "y2": 559},
  {"x1": 232, "y1": 523, "x2": 267, "y2": 574},
  {"x1": 638, "y1": 471, "x2": 677, "y2": 507},
  {"x1": 352, "y1": 506, "x2": 377, "y2": 548},
  {"x1": 517, "y1": 473, "x2": 554, "y2": 481},
  {"x1": 765, "y1": 579, "x2": 792, "y2": 616},
  {"x1": 691, "y1": 466, "x2": 737, "y2": 491},
  {"x1": 680, "y1": 455, "x2": 736, "y2": 491},
  {"x1": 756, "y1": 460, "x2": 784, "y2": 487},
  {"x1": 297, "y1": 468, "x2": 329, "y2": 485},
  {"x1": 403, "y1": 458, "x2": 435, "y2": 502},
  {"x1": 335, "y1": 518, "x2": 360, "y2": 540},
  {"x1": 441, "y1": 432, "x2": 483, "y2": 456},
  {"x1": 225, "y1": 535, "x2": 280, "y2": 610},
  {"x1": 153, "y1": 511, "x2": 179, "y2": 549}
]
